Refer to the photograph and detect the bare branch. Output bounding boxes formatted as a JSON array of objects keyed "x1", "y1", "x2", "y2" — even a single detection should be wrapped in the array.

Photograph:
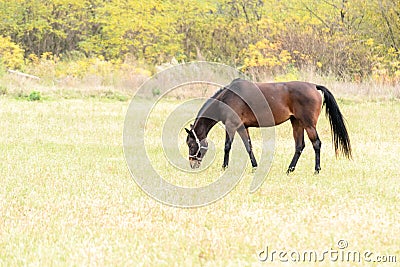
[
  {"x1": 301, "y1": 2, "x2": 331, "y2": 30},
  {"x1": 379, "y1": 0, "x2": 399, "y2": 51},
  {"x1": 7, "y1": 70, "x2": 40, "y2": 80}
]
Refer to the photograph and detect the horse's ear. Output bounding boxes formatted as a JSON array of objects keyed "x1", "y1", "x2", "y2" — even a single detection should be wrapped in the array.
[
  {"x1": 185, "y1": 128, "x2": 191, "y2": 134},
  {"x1": 190, "y1": 124, "x2": 193, "y2": 129}
]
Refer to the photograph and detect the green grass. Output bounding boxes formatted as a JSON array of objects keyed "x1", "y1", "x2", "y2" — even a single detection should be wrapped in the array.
[{"x1": 0, "y1": 95, "x2": 399, "y2": 266}]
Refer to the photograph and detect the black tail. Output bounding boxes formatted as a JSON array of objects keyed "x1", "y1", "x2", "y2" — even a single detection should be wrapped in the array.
[{"x1": 316, "y1": 85, "x2": 352, "y2": 159}]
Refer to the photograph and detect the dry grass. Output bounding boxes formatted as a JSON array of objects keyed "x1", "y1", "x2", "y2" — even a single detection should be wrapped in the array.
[
  {"x1": 2, "y1": 68, "x2": 400, "y2": 102},
  {"x1": 0, "y1": 85, "x2": 399, "y2": 266}
]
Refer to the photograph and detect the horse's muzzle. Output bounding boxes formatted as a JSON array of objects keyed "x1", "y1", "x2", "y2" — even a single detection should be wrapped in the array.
[{"x1": 189, "y1": 158, "x2": 201, "y2": 169}]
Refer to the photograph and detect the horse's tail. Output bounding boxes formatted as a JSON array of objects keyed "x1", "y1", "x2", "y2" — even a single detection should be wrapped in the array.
[{"x1": 316, "y1": 85, "x2": 352, "y2": 159}]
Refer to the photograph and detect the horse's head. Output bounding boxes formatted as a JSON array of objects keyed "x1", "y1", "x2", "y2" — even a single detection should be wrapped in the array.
[{"x1": 185, "y1": 126, "x2": 208, "y2": 169}]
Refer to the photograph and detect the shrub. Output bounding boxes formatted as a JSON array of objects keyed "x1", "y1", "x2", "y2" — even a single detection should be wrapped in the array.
[
  {"x1": 28, "y1": 91, "x2": 41, "y2": 101},
  {"x1": 0, "y1": 36, "x2": 24, "y2": 70}
]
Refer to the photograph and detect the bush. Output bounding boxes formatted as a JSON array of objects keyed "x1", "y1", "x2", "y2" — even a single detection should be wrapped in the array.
[
  {"x1": 0, "y1": 36, "x2": 24, "y2": 70},
  {"x1": 28, "y1": 91, "x2": 41, "y2": 101}
]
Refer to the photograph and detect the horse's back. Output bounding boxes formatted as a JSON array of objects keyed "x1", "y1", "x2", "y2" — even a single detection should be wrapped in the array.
[
  {"x1": 257, "y1": 81, "x2": 323, "y2": 125},
  {"x1": 225, "y1": 79, "x2": 322, "y2": 127}
]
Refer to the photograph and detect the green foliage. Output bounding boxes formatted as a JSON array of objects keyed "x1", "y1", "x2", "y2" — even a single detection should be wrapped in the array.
[
  {"x1": 152, "y1": 87, "x2": 161, "y2": 97},
  {"x1": 1, "y1": 0, "x2": 400, "y2": 81},
  {"x1": 28, "y1": 90, "x2": 41, "y2": 101},
  {"x1": 274, "y1": 65, "x2": 300, "y2": 82}
]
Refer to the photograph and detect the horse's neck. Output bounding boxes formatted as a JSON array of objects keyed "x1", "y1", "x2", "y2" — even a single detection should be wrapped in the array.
[
  {"x1": 194, "y1": 95, "x2": 222, "y2": 139},
  {"x1": 193, "y1": 118, "x2": 217, "y2": 140}
]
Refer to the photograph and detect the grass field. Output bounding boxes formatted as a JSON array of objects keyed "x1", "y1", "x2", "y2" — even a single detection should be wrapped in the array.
[{"x1": 1, "y1": 90, "x2": 399, "y2": 266}]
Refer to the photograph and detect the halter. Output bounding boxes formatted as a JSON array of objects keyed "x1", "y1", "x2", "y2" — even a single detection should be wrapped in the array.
[{"x1": 189, "y1": 129, "x2": 208, "y2": 161}]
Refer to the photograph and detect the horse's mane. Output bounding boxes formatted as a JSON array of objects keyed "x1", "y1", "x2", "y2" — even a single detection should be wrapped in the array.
[
  {"x1": 195, "y1": 86, "x2": 227, "y2": 120},
  {"x1": 193, "y1": 78, "x2": 243, "y2": 126}
]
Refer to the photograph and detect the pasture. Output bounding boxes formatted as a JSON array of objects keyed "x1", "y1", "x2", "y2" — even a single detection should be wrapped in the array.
[{"x1": 1, "y1": 88, "x2": 399, "y2": 266}]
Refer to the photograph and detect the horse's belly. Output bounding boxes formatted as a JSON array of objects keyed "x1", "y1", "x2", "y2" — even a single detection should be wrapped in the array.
[{"x1": 243, "y1": 112, "x2": 276, "y2": 127}]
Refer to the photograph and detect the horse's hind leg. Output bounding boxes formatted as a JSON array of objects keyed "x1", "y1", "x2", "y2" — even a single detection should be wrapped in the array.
[
  {"x1": 305, "y1": 126, "x2": 322, "y2": 174},
  {"x1": 237, "y1": 126, "x2": 258, "y2": 168},
  {"x1": 287, "y1": 117, "x2": 305, "y2": 174}
]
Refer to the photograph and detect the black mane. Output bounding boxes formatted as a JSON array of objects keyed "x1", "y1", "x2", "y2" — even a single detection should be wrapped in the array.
[
  {"x1": 195, "y1": 86, "x2": 227, "y2": 120},
  {"x1": 193, "y1": 78, "x2": 245, "y2": 127}
]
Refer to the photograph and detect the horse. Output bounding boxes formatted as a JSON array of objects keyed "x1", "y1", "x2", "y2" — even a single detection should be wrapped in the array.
[{"x1": 185, "y1": 78, "x2": 351, "y2": 174}]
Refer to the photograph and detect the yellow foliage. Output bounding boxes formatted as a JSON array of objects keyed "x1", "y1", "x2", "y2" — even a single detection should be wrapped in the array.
[
  {"x1": 28, "y1": 54, "x2": 39, "y2": 64},
  {"x1": 241, "y1": 39, "x2": 293, "y2": 73},
  {"x1": 365, "y1": 38, "x2": 374, "y2": 46},
  {"x1": 370, "y1": 44, "x2": 400, "y2": 84},
  {"x1": 1, "y1": 0, "x2": 400, "y2": 81},
  {"x1": 0, "y1": 36, "x2": 24, "y2": 69}
]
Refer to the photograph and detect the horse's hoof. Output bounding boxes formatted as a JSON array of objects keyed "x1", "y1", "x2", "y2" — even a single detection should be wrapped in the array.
[
  {"x1": 314, "y1": 168, "x2": 321, "y2": 175},
  {"x1": 286, "y1": 166, "x2": 295, "y2": 175},
  {"x1": 251, "y1": 166, "x2": 257, "y2": 173},
  {"x1": 221, "y1": 165, "x2": 228, "y2": 171}
]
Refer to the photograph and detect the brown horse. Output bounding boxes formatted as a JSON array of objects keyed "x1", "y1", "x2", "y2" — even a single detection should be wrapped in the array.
[{"x1": 185, "y1": 78, "x2": 351, "y2": 174}]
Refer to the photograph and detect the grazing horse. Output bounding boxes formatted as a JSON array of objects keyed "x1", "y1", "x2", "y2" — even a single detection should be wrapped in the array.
[{"x1": 185, "y1": 78, "x2": 351, "y2": 174}]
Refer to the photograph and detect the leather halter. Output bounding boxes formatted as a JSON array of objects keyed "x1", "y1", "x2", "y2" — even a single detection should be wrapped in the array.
[{"x1": 189, "y1": 129, "x2": 208, "y2": 161}]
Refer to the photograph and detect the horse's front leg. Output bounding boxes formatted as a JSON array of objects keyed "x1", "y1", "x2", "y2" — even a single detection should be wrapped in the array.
[
  {"x1": 222, "y1": 127, "x2": 235, "y2": 169},
  {"x1": 237, "y1": 126, "x2": 258, "y2": 168}
]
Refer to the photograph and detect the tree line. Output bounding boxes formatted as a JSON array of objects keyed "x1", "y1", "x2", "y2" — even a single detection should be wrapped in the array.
[{"x1": 0, "y1": 0, "x2": 399, "y2": 81}]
